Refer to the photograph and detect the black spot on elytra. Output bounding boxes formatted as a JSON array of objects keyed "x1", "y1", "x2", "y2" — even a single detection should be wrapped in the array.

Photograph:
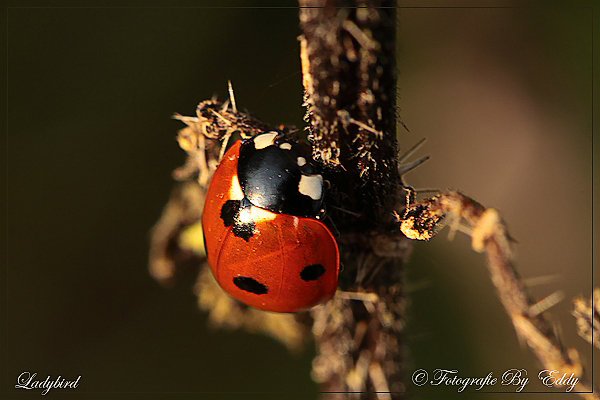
[
  {"x1": 300, "y1": 264, "x2": 325, "y2": 281},
  {"x1": 233, "y1": 276, "x2": 268, "y2": 295},
  {"x1": 232, "y1": 220, "x2": 255, "y2": 242},
  {"x1": 220, "y1": 200, "x2": 240, "y2": 227},
  {"x1": 220, "y1": 199, "x2": 255, "y2": 241}
]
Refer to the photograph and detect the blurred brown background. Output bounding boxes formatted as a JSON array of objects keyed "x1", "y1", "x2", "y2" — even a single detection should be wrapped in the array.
[{"x1": 6, "y1": 1, "x2": 596, "y2": 399}]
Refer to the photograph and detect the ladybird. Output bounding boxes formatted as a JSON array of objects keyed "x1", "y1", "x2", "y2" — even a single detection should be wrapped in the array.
[{"x1": 202, "y1": 131, "x2": 340, "y2": 312}]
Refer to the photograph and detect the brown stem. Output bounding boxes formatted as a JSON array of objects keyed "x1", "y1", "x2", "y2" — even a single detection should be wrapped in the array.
[
  {"x1": 299, "y1": 0, "x2": 399, "y2": 228},
  {"x1": 299, "y1": 2, "x2": 410, "y2": 399},
  {"x1": 400, "y1": 191, "x2": 599, "y2": 399}
]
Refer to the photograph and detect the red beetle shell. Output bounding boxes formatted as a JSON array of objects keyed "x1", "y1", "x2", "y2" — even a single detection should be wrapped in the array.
[{"x1": 202, "y1": 140, "x2": 339, "y2": 312}]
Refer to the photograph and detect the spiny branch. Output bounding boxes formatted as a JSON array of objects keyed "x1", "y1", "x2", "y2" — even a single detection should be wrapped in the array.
[
  {"x1": 573, "y1": 288, "x2": 600, "y2": 350},
  {"x1": 300, "y1": 0, "x2": 399, "y2": 227},
  {"x1": 399, "y1": 191, "x2": 599, "y2": 399},
  {"x1": 300, "y1": 2, "x2": 410, "y2": 399}
]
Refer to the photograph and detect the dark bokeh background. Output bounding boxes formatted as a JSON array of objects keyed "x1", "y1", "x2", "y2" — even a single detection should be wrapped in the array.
[{"x1": 6, "y1": 2, "x2": 596, "y2": 399}]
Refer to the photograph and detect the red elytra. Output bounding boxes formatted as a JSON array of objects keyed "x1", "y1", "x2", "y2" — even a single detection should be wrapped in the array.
[{"x1": 202, "y1": 140, "x2": 340, "y2": 312}]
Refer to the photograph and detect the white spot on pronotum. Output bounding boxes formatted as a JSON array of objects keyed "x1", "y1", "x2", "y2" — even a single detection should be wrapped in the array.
[
  {"x1": 228, "y1": 174, "x2": 244, "y2": 200},
  {"x1": 279, "y1": 143, "x2": 292, "y2": 150},
  {"x1": 253, "y1": 132, "x2": 277, "y2": 149},
  {"x1": 297, "y1": 157, "x2": 306, "y2": 167},
  {"x1": 298, "y1": 174, "x2": 323, "y2": 201}
]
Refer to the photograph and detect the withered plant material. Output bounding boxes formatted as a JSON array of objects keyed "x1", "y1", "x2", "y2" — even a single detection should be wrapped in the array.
[
  {"x1": 300, "y1": 0, "x2": 399, "y2": 227},
  {"x1": 299, "y1": 2, "x2": 412, "y2": 399},
  {"x1": 400, "y1": 192, "x2": 598, "y2": 399},
  {"x1": 573, "y1": 288, "x2": 600, "y2": 350}
]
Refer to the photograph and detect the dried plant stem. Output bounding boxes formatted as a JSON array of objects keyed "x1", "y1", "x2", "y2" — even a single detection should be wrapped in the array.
[
  {"x1": 299, "y1": 2, "x2": 409, "y2": 399},
  {"x1": 401, "y1": 191, "x2": 598, "y2": 399},
  {"x1": 573, "y1": 288, "x2": 600, "y2": 350},
  {"x1": 299, "y1": 0, "x2": 399, "y2": 226}
]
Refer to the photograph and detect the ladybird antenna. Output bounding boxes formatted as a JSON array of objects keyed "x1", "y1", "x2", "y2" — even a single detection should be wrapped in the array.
[{"x1": 228, "y1": 80, "x2": 238, "y2": 113}]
